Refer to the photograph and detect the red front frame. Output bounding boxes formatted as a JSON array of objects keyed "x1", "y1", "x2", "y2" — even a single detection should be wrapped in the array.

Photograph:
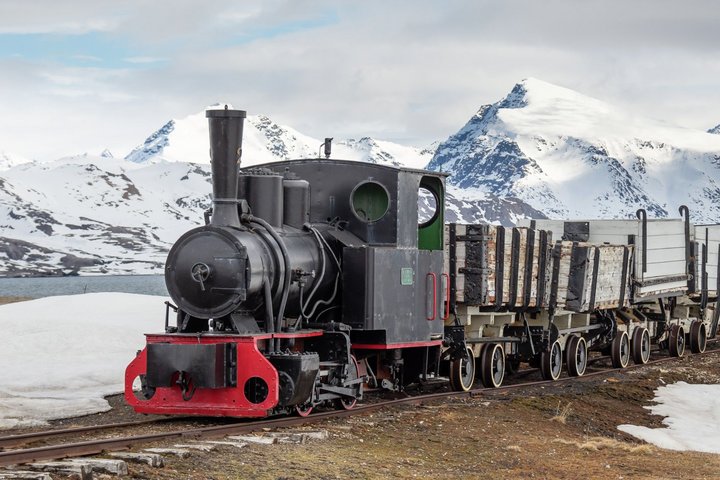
[{"x1": 124, "y1": 330, "x2": 322, "y2": 417}]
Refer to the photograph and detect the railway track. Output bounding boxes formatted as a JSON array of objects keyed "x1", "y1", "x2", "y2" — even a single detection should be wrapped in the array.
[{"x1": 2, "y1": 344, "x2": 718, "y2": 468}]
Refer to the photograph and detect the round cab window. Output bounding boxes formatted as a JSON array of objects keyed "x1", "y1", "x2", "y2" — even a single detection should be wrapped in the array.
[
  {"x1": 418, "y1": 186, "x2": 439, "y2": 227},
  {"x1": 351, "y1": 181, "x2": 390, "y2": 223}
]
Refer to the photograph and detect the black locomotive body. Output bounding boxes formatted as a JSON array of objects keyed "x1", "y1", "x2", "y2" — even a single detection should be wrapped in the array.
[{"x1": 125, "y1": 108, "x2": 449, "y2": 416}]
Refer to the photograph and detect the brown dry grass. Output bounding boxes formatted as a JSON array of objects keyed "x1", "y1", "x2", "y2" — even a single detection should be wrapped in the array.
[
  {"x1": 550, "y1": 401, "x2": 573, "y2": 424},
  {"x1": 0, "y1": 296, "x2": 32, "y2": 305},
  {"x1": 553, "y1": 436, "x2": 655, "y2": 454}
]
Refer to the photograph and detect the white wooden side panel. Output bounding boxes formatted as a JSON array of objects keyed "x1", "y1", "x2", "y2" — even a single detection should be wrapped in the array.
[
  {"x1": 568, "y1": 218, "x2": 688, "y2": 298},
  {"x1": 501, "y1": 228, "x2": 512, "y2": 304},
  {"x1": 635, "y1": 220, "x2": 687, "y2": 296},
  {"x1": 529, "y1": 236, "x2": 541, "y2": 307},
  {"x1": 514, "y1": 228, "x2": 528, "y2": 305},
  {"x1": 578, "y1": 247, "x2": 596, "y2": 311},
  {"x1": 693, "y1": 224, "x2": 720, "y2": 295},
  {"x1": 592, "y1": 245, "x2": 631, "y2": 310},
  {"x1": 487, "y1": 225, "x2": 498, "y2": 302},
  {"x1": 636, "y1": 280, "x2": 687, "y2": 298},
  {"x1": 554, "y1": 242, "x2": 572, "y2": 308}
]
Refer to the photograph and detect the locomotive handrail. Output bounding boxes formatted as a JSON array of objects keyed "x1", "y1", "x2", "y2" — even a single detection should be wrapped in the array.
[{"x1": 427, "y1": 273, "x2": 437, "y2": 321}]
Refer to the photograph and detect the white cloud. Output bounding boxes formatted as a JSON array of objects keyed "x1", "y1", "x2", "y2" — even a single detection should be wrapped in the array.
[{"x1": 0, "y1": 0, "x2": 719, "y2": 160}]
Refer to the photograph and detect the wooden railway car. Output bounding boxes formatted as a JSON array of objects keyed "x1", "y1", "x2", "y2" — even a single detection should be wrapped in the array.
[
  {"x1": 443, "y1": 208, "x2": 718, "y2": 390},
  {"x1": 443, "y1": 223, "x2": 636, "y2": 389},
  {"x1": 524, "y1": 211, "x2": 714, "y2": 358}
]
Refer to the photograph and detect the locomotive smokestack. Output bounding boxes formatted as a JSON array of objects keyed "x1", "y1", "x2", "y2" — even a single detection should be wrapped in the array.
[{"x1": 206, "y1": 106, "x2": 246, "y2": 226}]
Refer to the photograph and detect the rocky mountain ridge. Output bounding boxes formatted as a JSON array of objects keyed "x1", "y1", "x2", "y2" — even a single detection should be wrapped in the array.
[
  {"x1": 3, "y1": 81, "x2": 720, "y2": 275},
  {"x1": 429, "y1": 78, "x2": 720, "y2": 222}
]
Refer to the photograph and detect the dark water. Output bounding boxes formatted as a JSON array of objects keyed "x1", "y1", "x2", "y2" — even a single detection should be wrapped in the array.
[{"x1": 0, "y1": 275, "x2": 168, "y2": 299}]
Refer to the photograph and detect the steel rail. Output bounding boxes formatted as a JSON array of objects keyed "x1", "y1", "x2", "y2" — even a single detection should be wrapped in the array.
[{"x1": 0, "y1": 418, "x2": 188, "y2": 449}]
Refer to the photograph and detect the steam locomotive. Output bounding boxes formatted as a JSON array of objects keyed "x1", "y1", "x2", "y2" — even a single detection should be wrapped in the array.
[{"x1": 124, "y1": 107, "x2": 719, "y2": 418}]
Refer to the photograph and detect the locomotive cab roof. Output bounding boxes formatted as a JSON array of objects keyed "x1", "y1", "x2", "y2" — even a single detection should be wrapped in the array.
[{"x1": 249, "y1": 157, "x2": 450, "y2": 176}]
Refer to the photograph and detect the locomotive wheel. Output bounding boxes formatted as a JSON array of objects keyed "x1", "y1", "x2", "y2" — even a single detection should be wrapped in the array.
[
  {"x1": 540, "y1": 340, "x2": 562, "y2": 381},
  {"x1": 336, "y1": 355, "x2": 360, "y2": 410},
  {"x1": 668, "y1": 324, "x2": 686, "y2": 357},
  {"x1": 295, "y1": 403, "x2": 313, "y2": 417},
  {"x1": 611, "y1": 331, "x2": 630, "y2": 368},
  {"x1": 565, "y1": 336, "x2": 587, "y2": 377},
  {"x1": 689, "y1": 321, "x2": 707, "y2": 354},
  {"x1": 631, "y1": 327, "x2": 651, "y2": 364},
  {"x1": 450, "y1": 346, "x2": 476, "y2": 392},
  {"x1": 480, "y1": 343, "x2": 505, "y2": 388}
]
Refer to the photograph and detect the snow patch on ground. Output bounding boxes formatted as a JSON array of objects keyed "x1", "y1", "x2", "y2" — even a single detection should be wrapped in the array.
[
  {"x1": 0, "y1": 293, "x2": 167, "y2": 429},
  {"x1": 618, "y1": 382, "x2": 720, "y2": 454}
]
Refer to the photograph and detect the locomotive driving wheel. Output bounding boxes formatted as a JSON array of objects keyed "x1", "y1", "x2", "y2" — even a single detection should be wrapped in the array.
[
  {"x1": 450, "y1": 346, "x2": 476, "y2": 392},
  {"x1": 479, "y1": 343, "x2": 505, "y2": 388},
  {"x1": 565, "y1": 335, "x2": 587, "y2": 377},
  {"x1": 540, "y1": 340, "x2": 562, "y2": 381},
  {"x1": 295, "y1": 403, "x2": 313, "y2": 417},
  {"x1": 668, "y1": 324, "x2": 686, "y2": 357},
  {"x1": 611, "y1": 331, "x2": 630, "y2": 368},
  {"x1": 631, "y1": 327, "x2": 651, "y2": 364},
  {"x1": 689, "y1": 321, "x2": 707, "y2": 354}
]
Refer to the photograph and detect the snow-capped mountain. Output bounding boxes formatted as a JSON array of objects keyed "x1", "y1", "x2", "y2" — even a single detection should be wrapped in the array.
[
  {"x1": 709, "y1": 124, "x2": 720, "y2": 135},
  {"x1": 0, "y1": 156, "x2": 213, "y2": 275},
  {"x1": 0, "y1": 109, "x2": 440, "y2": 275},
  {"x1": 125, "y1": 107, "x2": 433, "y2": 169},
  {"x1": 0, "y1": 155, "x2": 538, "y2": 276},
  {"x1": 429, "y1": 78, "x2": 720, "y2": 222},
  {"x1": 4, "y1": 80, "x2": 720, "y2": 276}
]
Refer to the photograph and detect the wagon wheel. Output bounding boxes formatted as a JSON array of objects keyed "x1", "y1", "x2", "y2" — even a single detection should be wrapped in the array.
[
  {"x1": 450, "y1": 346, "x2": 476, "y2": 392},
  {"x1": 631, "y1": 327, "x2": 651, "y2": 364},
  {"x1": 668, "y1": 324, "x2": 685, "y2": 357},
  {"x1": 611, "y1": 331, "x2": 630, "y2": 368},
  {"x1": 540, "y1": 340, "x2": 562, "y2": 381},
  {"x1": 689, "y1": 321, "x2": 707, "y2": 354},
  {"x1": 336, "y1": 355, "x2": 360, "y2": 410},
  {"x1": 480, "y1": 343, "x2": 505, "y2": 388},
  {"x1": 565, "y1": 335, "x2": 587, "y2": 377},
  {"x1": 295, "y1": 403, "x2": 313, "y2": 417}
]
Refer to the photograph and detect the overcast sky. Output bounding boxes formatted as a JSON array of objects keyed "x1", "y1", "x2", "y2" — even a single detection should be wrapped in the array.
[{"x1": 0, "y1": 0, "x2": 719, "y2": 160}]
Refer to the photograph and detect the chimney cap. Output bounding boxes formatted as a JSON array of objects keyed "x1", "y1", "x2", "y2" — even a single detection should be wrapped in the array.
[{"x1": 206, "y1": 108, "x2": 247, "y2": 119}]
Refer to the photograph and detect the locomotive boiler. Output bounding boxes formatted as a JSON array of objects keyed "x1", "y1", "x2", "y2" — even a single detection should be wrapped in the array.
[{"x1": 125, "y1": 107, "x2": 449, "y2": 417}]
